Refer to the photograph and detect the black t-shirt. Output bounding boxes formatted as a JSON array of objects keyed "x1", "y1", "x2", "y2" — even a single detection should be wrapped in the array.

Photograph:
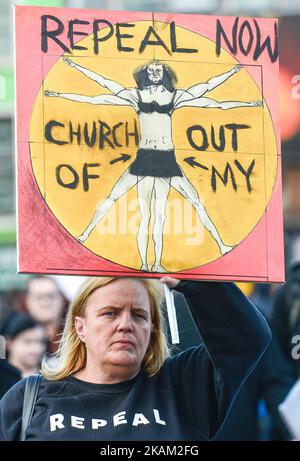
[{"x1": 0, "y1": 281, "x2": 271, "y2": 441}]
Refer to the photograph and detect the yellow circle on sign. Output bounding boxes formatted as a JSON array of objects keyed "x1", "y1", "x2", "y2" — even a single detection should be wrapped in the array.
[{"x1": 30, "y1": 21, "x2": 277, "y2": 272}]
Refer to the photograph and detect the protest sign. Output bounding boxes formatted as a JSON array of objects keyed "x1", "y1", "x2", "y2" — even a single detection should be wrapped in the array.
[{"x1": 15, "y1": 6, "x2": 283, "y2": 280}]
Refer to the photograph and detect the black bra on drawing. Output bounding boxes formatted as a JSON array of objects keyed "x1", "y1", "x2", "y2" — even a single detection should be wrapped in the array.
[{"x1": 137, "y1": 90, "x2": 176, "y2": 114}]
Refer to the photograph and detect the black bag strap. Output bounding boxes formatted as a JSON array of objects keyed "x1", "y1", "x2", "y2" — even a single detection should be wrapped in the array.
[{"x1": 20, "y1": 374, "x2": 42, "y2": 441}]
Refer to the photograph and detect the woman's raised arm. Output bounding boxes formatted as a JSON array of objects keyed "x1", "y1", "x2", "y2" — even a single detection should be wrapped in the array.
[
  {"x1": 62, "y1": 57, "x2": 125, "y2": 95},
  {"x1": 44, "y1": 90, "x2": 136, "y2": 108}
]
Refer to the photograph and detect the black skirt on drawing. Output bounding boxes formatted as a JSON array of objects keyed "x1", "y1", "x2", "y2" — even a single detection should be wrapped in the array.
[{"x1": 129, "y1": 148, "x2": 183, "y2": 178}]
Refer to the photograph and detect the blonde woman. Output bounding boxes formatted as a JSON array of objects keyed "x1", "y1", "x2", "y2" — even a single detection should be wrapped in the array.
[{"x1": 0, "y1": 276, "x2": 270, "y2": 441}]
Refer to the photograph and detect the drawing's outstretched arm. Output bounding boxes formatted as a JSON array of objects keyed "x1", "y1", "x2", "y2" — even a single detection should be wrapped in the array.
[
  {"x1": 44, "y1": 90, "x2": 135, "y2": 107},
  {"x1": 174, "y1": 96, "x2": 263, "y2": 110},
  {"x1": 62, "y1": 57, "x2": 125, "y2": 94},
  {"x1": 186, "y1": 65, "x2": 242, "y2": 98}
]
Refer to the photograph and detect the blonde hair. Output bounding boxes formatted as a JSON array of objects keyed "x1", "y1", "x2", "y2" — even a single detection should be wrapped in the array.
[{"x1": 41, "y1": 277, "x2": 170, "y2": 380}]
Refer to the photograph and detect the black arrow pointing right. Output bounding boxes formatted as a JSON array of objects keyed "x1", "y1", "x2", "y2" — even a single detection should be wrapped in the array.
[{"x1": 110, "y1": 153, "x2": 131, "y2": 165}]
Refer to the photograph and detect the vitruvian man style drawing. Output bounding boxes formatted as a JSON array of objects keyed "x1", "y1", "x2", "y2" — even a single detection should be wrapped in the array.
[{"x1": 45, "y1": 58, "x2": 262, "y2": 272}]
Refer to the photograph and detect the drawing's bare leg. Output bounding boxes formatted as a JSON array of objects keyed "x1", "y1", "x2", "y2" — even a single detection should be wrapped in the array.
[
  {"x1": 151, "y1": 178, "x2": 171, "y2": 272},
  {"x1": 137, "y1": 177, "x2": 155, "y2": 271},
  {"x1": 77, "y1": 170, "x2": 139, "y2": 243},
  {"x1": 171, "y1": 174, "x2": 233, "y2": 255}
]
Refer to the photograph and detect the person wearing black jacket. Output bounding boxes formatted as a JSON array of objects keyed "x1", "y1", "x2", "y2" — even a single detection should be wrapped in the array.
[
  {"x1": 272, "y1": 261, "x2": 300, "y2": 378},
  {"x1": 0, "y1": 360, "x2": 21, "y2": 400},
  {"x1": 0, "y1": 276, "x2": 270, "y2": 441}
]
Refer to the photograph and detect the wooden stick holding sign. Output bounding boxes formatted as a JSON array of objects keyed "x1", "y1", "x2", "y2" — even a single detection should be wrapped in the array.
[{"x1": 161, "y1": 277, "x2": 180, "y2": 345}]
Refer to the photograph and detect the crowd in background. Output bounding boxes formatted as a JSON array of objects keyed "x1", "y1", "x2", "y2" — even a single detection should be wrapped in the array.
[{"x1": 0, "y1": 276, "x2": 67, "y2": 393}]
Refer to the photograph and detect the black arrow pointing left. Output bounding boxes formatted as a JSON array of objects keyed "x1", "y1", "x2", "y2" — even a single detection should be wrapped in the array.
[{"x1": 184, "y1": 157, "x2": 209, "y2": 170}]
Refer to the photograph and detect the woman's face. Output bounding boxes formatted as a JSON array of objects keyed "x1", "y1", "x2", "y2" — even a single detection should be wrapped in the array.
[
  {"x1": 75, "y1": 279, "x2": 153, "y2": 376},
  {"x1": 147, "y1": 64, "x2": 164, "y2": 83}
]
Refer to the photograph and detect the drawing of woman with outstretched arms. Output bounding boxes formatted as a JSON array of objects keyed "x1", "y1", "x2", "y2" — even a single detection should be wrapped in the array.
[{"x1": 45, "y1": 58, "x2": 262, "y2": 272}]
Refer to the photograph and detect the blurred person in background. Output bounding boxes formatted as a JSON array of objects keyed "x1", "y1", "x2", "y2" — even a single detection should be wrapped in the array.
[
  {"x1": 272, "y1": 260, "x2": 300, "y2": 378},
  {"x1": 0, "y1": 360, "x2": 21, "y2": 400},
  {"x1": 0, "y1": 293, "x2": 22, "y2": 399},
  {"x1": 0, "y1": 292, "x2": 14, "y2": 332},
  {"x1": 250, "y1": 283, "x2": 280, "y2": 322},
  {"x1": 23, "y1": 276, "x2": 68, "y2": 353},
  {"x1": 0, "y1": 291, "x2": 23, "y2": 335},
  {"x1": 5, "y1": 313, "x2": 47, "y2": 378},
  {"x1": 164, "y1": 292, "x2": 294, "y2": 441},
  {"x1": 215, "y1": 334, "x2": 294, "y2": 441}
]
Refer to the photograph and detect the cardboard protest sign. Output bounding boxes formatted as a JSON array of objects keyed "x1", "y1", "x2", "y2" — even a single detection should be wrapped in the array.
[{"x1": 15, "y1": 6, "x2": 284, "y2": 281}]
